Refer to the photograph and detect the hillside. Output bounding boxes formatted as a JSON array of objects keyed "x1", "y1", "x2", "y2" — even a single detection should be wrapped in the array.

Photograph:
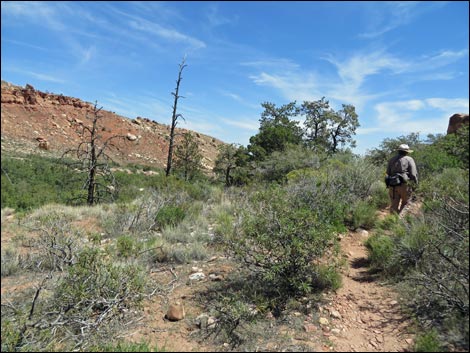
[{"x1": 0, "y1": 81, "x2": 225, "y2": 170}]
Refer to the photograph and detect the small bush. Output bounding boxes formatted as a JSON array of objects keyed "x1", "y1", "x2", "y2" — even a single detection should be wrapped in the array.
[
  {"x1": 213, "y1": 208, "x2": 234, "y2": 241},
  {"x1": 369, "y1": 181, "x2": 390, "y2": 208},
  {"x1": 347, "y1": 200, "x2": 377, "y2": 230},
  {"x1": 117, "y1": 235, "x2": 142, "y2": 258},
  {"x1": 166, "y1": 243, "x2": 208, "y2": 263},
  {"x1": 155, "y1": 205, "x2": 186, "y2": 229},
  {"x1": 414, "y1": 330, "x2": 441, "y2": 352},
  {"x1": 364, "y1": 233, "x2": 395, "y2": 272},
  {"x1": 1, "y1": 247, "x2": 20, "y2": 277},
  {"x1": 314, "y1": 264, "x2": 342, "y2": 292},
  {"x1": 229, "y1": 186, "x2": 338, "y2": 301}
]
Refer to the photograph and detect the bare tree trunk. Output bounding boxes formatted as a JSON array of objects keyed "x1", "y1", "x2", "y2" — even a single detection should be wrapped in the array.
[
  {"x1": 166, "y1": 58, "x2": 187, "y2": 177},
  {"x1": 86, "y1": 105, "x2": 99, "y2": 205},
  {"x1": 62, "y1": 101, "x2": 125, "y2": 206}
]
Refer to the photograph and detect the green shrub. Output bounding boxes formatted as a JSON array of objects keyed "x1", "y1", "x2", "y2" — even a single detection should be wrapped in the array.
[
  {"x1": 364, "y1": 234, "x2": 395, "y2": 272},
  {"x1": 166, "y1": 243, "x2": 208, "y2": 264},
  {"x1": 376, "y1": 214, "x2": 400, "y2": 231},
  {"x1": 116, "y1": 235, "x2": 141, "y2": 258},
  {"x1": 347, "y1": 200, "x2": 377, "y2": 230},
  {"x1": 1, "y1": 154, "x2": 83, "y2": 210},
  {"x1": 315, "y1": 264, "x2": 342, "y2": 291},
  {"x1": 155, "y1": 205, "x2": 186, "y2": 229},
  {"x1": 213, "y1": 208, "x2": 234, "y2": 240},
  {"x1": 1, "y1": 247, "x2": 20, "y2": 277},
  {"x1": 414, "y1": 330, "x2": 441, "y2": 352},
  {"x1": 370, "y1": 180, "x2": 390, "y2": 208},
  {"x1": 229, "y1": 186, "x2": 338, "y2": 300},
  {"x1": 52, "y1": 248, "x2": 146, "y2": 341},
  {"x1": 1, "y1": 319, "x2": 23, "y2": 352}
]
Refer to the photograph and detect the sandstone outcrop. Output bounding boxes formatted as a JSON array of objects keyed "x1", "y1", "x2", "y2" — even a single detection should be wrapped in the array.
[
  {"x1": 1, "y1": 81, "x2": 224, "y2": 170},
  {"x1": 447, "y1": 113, "x2": 469, "y2": 134}
]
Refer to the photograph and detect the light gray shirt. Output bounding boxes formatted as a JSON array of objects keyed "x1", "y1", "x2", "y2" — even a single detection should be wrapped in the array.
[{"x1": 387, "y1": 154, "x2": 418, "y2": 184}]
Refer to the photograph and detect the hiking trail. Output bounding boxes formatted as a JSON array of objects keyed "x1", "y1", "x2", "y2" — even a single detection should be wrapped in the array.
[{"x1": 323, "y1": 209, "x2": 415, "y2": 352}]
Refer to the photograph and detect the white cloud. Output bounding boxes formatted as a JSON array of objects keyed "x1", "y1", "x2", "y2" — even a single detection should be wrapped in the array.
[
  {"x1": 206, "y1": 4, "x2": 237, "y2": 27},
  {"x1": 2, "y1": 39, "x2": 50, "y2": 52},
  {"x1": 368, "y1": 97, "x2": 469, "y2": 135},
  {"x1": 425, "y1": 98, "x2": 469, "y2": 111},
  {"x1": 129, "y1": 20, "x2": 206, "y2": 50},
  {"x1": 250, "y1": 71, "x2": 320, "y2": 102},
  {"x1": 248, "y1": 47, "x2": 468, "y2": 114},
  {"x1": 325, "y1": 51, "x2": 407, "y2": 85},
  {"x1": 359, "y1": 2, "x2": 446, "y2": 39},
  {"x1": 221, "y1": 117, "x2": 259, "y2": 131},
  {"x1": 220, "y1": 90, "x2": 259, "y2": 109},
  {"x1": 1, "y1": 1, "x2": 64, "y2": 30},
  {"x1": 4, "y1": 67, "x2": 65, "y2": 83},
  {"x1": 241, "y1": 58, "x2": 300, "y2": 71}
]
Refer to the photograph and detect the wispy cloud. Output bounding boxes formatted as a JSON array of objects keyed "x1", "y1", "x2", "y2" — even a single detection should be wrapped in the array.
[
  {"x1": 220, "y1": 90, "x2": 259, "y2": 109},
  {"x1": 1, "y1": 2, "x2": 97, "y2": 65},
  {"x1": 367, "y1": 97, "x2": 469, "y2": 135},
  {"x1": 414, "y1": 49, "x2": 469, "y2": 72},
  {"x1": 128, "y1": 20, "x2": 206, "y2": 50},
  {"x1": 4, "y1": 67, "x2": 65, "y2": 83},
  {"x1": 250, "y1": 71, "x2": 320, "y2": 102},
  {"x1": 1, "y1": 1, "x2": 64, "y2": 30},
  {"x1": 241, "y1": 58, "x2": 300, "y2": 71},
  {"x1": 249, "y1": 47, "x2": 468, "y2": 112},
  {"x1": 221, "y1": 117, "x2": 259, "y2": 131},
  {"x1": 360, "y1": 2, "x2": 419, "y2": 39},
  {"x1": 425, "y1": 98, "x2": 469, "y2": 112},
  {"x1": 2, "y1": 39, "x2": 50, "y2": 52},
  {"x1": 107, "y1": 6, "x2": 206, "y2": 51},
  {"x1": 359, "y1": 2, "x2": 447, "y2": 39},
  {"x1": 206, "y1": 4, "x2": 237, "y2": 27}
]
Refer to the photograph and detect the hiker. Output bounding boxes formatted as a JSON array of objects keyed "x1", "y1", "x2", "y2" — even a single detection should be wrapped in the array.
[{"x1": 385, "y1": 144, "x2": 418, "y2": 214}]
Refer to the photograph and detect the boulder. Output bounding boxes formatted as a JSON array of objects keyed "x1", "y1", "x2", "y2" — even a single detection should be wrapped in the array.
[
  {"x1": 36, "y1": 137, "x2": 50, "y2": 150},
  {"x1": 447, "y1": 113, "x2": 469, "y2": 134},
  {"x1": 165, "y1": 301, "x2": 185, "y2": 321}
]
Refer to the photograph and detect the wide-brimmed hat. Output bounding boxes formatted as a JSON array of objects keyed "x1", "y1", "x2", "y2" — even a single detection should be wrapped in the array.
[{"x1": 398, "y1": 144, "x2": 413, "y2": 153}]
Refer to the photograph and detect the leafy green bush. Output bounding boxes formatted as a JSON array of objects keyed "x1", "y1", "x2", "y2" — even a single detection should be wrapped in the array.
[
  {"x1": 155, "y1": 205, "x2": 186, "y2": 229},
  {"x1": 315, "y1": 264, "x2": 342, "y2": 292},
  {"x1": 255, "y1": 144, "x2": 320, "y2": 182},
  {"x1": 229, "y1": 186, "x2": 338, "y2": 300},
  {"x1": 1, "y1": 247, "x2": 20, "y2": 277},
  {"x1": 347, "y1": 200, "x2": 377, "y2": 230},
  {"x1": 1, "y1": 154, "x2": 83, "y2": 210},
  {"x1": 414, "y1": 329, "x2": 442, "y2": 352},
  {"x1": 369, "y1": 180, "x2": 390, "y2": 208},
  {"x1": 166, "y1": 243, "x2": 208, "y2": 264},
  {"x1": 364, "y1": 233, "x2": 395, "y2": 272},
  {"x1": 1, "y1": 319, "x2": 23, "y2": 352},
  {"x1": 116, "y1": 235, "x2": 142, "y2": 258},
  {"x1": 372, "y1": 167, "x2": 469, "y2": 350}
]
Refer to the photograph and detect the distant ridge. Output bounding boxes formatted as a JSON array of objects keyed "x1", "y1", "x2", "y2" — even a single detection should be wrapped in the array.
[{"x1": 1, "y1": 81, "x2": 225, "y2": 170}]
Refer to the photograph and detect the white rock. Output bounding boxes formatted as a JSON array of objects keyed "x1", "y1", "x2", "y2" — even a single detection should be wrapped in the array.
[{"x1": 189, "y1": 272, "x2": 205, "y2": 281}]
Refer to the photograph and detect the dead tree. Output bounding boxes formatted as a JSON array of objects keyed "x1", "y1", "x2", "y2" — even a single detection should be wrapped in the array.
[
  {"x1": 62, "y1": 102, "x2": 126, "y2": 206},
  {"x1": 166, "y1": 57, "x2": 187, "y2": 177}
]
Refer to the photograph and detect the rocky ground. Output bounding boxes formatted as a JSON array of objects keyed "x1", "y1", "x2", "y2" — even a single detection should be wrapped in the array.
[
  {"x1": 1, "y1": 206, "x2": 418, "y2": 352},
  {"x1": 118, "y1": 209, "x2": 417, "y2": 352}
]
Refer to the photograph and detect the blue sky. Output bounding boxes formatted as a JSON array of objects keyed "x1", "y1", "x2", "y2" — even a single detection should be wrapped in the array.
[{"x1": 2, "y1": 1, "x2": 469, "y2": 154}]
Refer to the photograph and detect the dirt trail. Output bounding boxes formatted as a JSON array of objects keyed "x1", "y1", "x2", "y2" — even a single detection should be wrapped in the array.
[{"x1": 325, "y1": 212, "x2": 415, "y2": 352}]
